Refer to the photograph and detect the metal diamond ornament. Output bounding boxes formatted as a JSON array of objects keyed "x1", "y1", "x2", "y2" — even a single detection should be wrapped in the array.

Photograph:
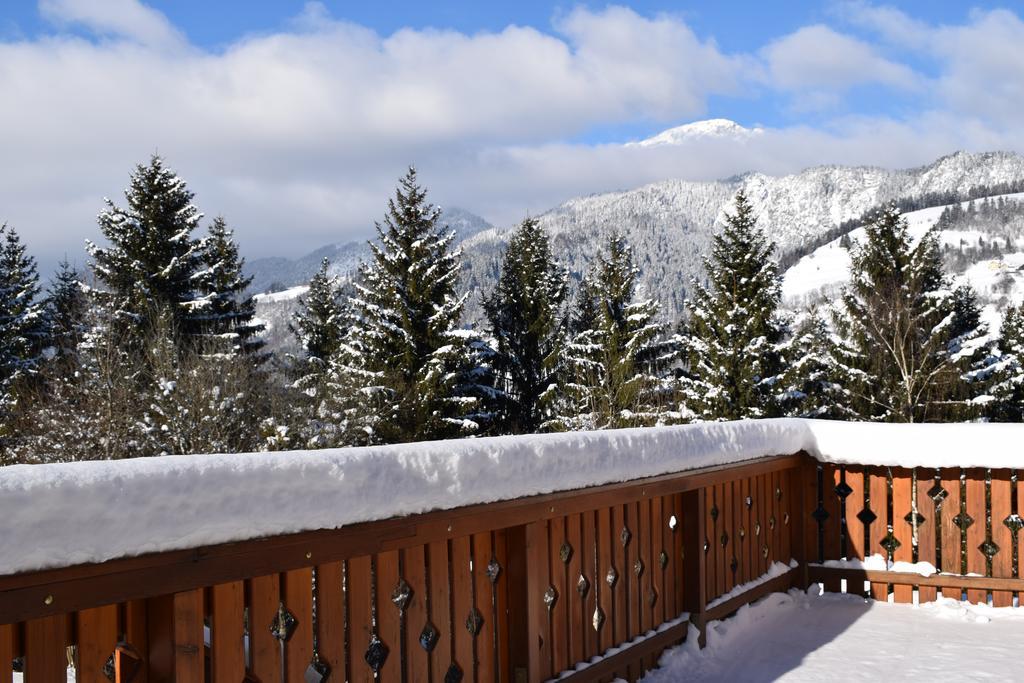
[
  {"x1": 745, "y1": 496, "x2": 753, "y2": 508},
  {"x1": 720, "y1": 531, "x2": 729, "y2": 547},
  {"x1": 784, "y1": 512, "x2": 790, "y2": 526},
  {"x1": 420, "y1": 623, "x2": 440, "y2": 652},
  {"x1": 559, "y1": 542, "x2": 573, "y2": 564},
  {"x1": 834, "y1": 482, "x2": 853, "y2": 499},
  {"x1": 857, "y1": 508, "x2": 877, "y2": 525},
  {"x1": 730, "y1": 557, "x2": 739, "y2": 574},
  {"x1": 486, "y1": 558, "x2": 502, "y2": 583},
  {"x1": 543, "y1": 586, "x2": 558, "y2": 611},
  {"x1": 305, "y1": 656, "x2": 331, "y2": 683},
  {"x1": 391, "y1": 578, "x2": 412, "y2": 611},
  {"x1": 648, "y1": 588, "x2": 658, "y2": 607},
  {"x1": 102, "y1": 654, "x2": 116, "y2": 682},
  {"x1": 1004, "y1": 513, "x2": 1024, "y2": 533},
  {"x1": 621, "y1": 526, "x2": 632, "y2": 547},
  {"x1": 365, "y1": 635, "x2": 389, "y2": 672},
  {"x1": 710, "y1": 505, "x2": 719, "y2": 522},
  {"x1": 593, "y1": 606, "x2": 605, "y2": 631},
  {"x1": 577, "y1": 574, "x2": 590, "y2": 598},
  {"x1": 928, "y1": 483, "x2": 949, "y2": 507},
  {"x1": 754, "y1": 521, "x2": 761, "y2": 536},
  {"x1": 271, "y1": 605, "x2": 298, "y2": 642},
  {"x1": 762, "y1": 545, "x2": 769, "y2": 559},
  {"x1": 634, "y1": 558, "x2": 644, "y2": 577},
  {"x1": 904, "y1": 511, "x2": 925, "y2": 528},
  {"x1": 953, "y1": 512, "x2": 975, "y2": 531},
  {"x1": 606, "y1": 566, "x2": 618, "y2": 589},
  {"x1": 466, "y1": 608, "x2": 484, "y2": 636},
  {"x1": 879, "y1": 532, "x2": 901, "y2": 554},
  {"x1": 776, "y1": 487, "x2": 783, "y2": 501},
  {"x1": 812, "y1": 505, "x2": 830, "y2": 524},
  {"x1": 980, "y1": 540, "x2": 1000, "y2": 559},
  {"x1": 445, "y1": 663, "x2": 464, "y2": 683},
  {"x1": 703, "y1": 539, "x2": 710, "y2": 554},
  {"x1": 769, "y1": 515, "x2": 777, "y2": 530},
  {"x1": 659, "y1": 550, "x2": 669, "y2": 570}
]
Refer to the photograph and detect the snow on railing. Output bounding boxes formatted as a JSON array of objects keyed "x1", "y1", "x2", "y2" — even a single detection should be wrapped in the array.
[{"x1": 3, "y1": 419, "x2": 1024, "y2": 576}]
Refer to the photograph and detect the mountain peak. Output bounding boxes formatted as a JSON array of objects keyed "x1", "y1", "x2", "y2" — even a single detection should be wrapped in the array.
[{"x1": 628, "y1": 118, "x2": 762, "y2": 148}]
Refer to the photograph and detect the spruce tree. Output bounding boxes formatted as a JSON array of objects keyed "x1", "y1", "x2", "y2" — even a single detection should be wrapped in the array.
[
  {"x1": 44, "y1": 260, "x2": 89, "y2": 366},
  {"x1": 684, "y1": 191, "x2": 787, "y2": 420},
  {"x1": 346, "y1": 168, "x2": 491, "y2": 443},
  {"x1": 291, "y1": 258, "x2": 346, "y2": 366},
  {"x1": 782, "y1": 309, "x2": 854, "y2": 419},
  {"x1": 836, "y1": 205, "x2": 985, "y2": 422},
  {"x1": 483, "y1": 217, "x2": 568, "y2": 433},
  {"x1": 0, "y1": 224, "x2": 45, "y2": 409},
  {"x1": 548, "y1": 235, "x2": 670, "y2": 430},
  {"x1": 88, "y1": 155, "x2": 205, "y2": 344},
  {"x1": 194, "y1": 217, "x2": 265, "y2": 356}
]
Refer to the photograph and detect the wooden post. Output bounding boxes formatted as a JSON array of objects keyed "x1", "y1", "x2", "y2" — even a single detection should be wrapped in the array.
[
  {"x1": 681, "y1": 487, "x2": 707, "y2": 646},
  {"x1": 792, "y1": 456, "x2": 813, "y2": 590},
  {"x1": 504, "y1": 524, "x2": 529, "y2": 683}
]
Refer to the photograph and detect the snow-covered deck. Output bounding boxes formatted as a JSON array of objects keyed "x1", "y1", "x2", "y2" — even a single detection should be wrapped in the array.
[{"x1": 643, "y1": 589, "x2": 1024, "y2": 681}]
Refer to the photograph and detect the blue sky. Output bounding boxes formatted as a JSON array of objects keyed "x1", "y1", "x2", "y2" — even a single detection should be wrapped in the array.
[{"x1": 2, "y1": 1, "x2": 1024, "y2": 271}]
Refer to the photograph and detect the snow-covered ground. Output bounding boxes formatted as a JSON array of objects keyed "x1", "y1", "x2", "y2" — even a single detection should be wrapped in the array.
[{"x1": 642, "y1": 588, "x2": 1024, "y2": 682}]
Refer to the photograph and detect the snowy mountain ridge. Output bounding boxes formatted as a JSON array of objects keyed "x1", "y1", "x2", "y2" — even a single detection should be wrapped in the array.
[
  {"x1": 459, "y1": 150, "x2": 1024, "y2": 321},
  {"x1": 627, "y1": 118, "x2": 764, "y2": 147}
]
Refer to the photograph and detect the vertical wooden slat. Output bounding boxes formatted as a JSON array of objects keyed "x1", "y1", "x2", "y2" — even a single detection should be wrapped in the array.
[
  {"x1": 721, "y1": 482, "x2": 734, "y2": 596},
  {"x1": 597, "y1": 506, "x2": 614, "y2": 655},
  {"x1": 966, "y1": 469, "x2": 987, "y2": 605},
  {"x1": 703, "y1": 485, "x2": 715, "y2": 606},
  {"x1": 348, "y1": 556, "x2": 374, "y2": 683},
  {"x1": 0, "y1": 623, "x2": 13, "y2": 683},
  {"x1": 663, "y1": 497, "x2": 677, "y2": 618},
  {"x1": 24, "y1": 614, "x2": 67, "y2": 683},
  {"x1": 611, "y1": 505, "x2": 628, "y2": 648},
  {"x1": 547, "y1": 516, "x2": 568, "y2": 675},
  {"x1": 991, "y1": 470, "x2": 1014, "y2": 607},
  {"x1": 429, "y1": 540, "x2": 453, "y2": 683},
  {"x1": 730, "y1": 478, "x2": 743, "y2": 590},
  {"x1": 471, "y1": 533, "x2": 496, "y2": 683},
  {"x1": 891, "y1": 468, "x2": 913, "y2": 603},
  {"x1": 282, "y1": 568, "x2": 314, "y2": 683},
  {"x1": 783, "y1": 470, "x2": 796, "y2": 569},
  {"x1": 681, "y1": 488, "x2": 706, "y2": 627},
  {"x1": 210, "y1": 581, "x2": 246, "y2": 682},
  {"x1": 868, "y1": 467, "x2": 889, "y2": 600},
  {"x1": 524, "y1": 521, "x2": 551, "y2": 682},
  {"x1": 493, "y1": 529, "x2": 511, "y2": 683},
  {"x1": 123, "y1": 600, "x2": 148, "y2": 683},
  {"x1": 648, "y1": 497, "x2": 663, "y2": 628},
  {"x1": 145, "y1": 595, "x2": 175, "y2": 682},
  {"x1": 76, "y1": 604, "x2": 118, "y2": 683},
  {"x1": 376, "y1": 551, "x2": 402, "y2": 681},
  {"x1": 822, "y1": 465, "x2": 842, "y2": 593},
  {"x1": 249, "y1": 574, "x2": 281, "y2": 682},
  {"x1": 845, "y1": 467, "x2": 867, "y2": 564},
  {"x1": 405, "y1": 546, "x2": 430, "y2": 683},
  {"x1": 451, "y1": 538, "x2": 475, "y2": 681},
  {"x1": 714, "y1": 483, "x2": 726, "y2": 600},
  {"x1": 939, "y1": 468, "x2": 962, "y2": 600},
  {"x1": 566, "y1": 513, "x2": 585, "y2": 667},
  {"x1": 581, "y1": 510, "x2": 598, "y2": 659},
  {"x1": 755, "y1": 474, "x2": 767, "y2": 577},
  {"x1": 915, "y1": 472, "x2": 938, "y2": 603},
  {"x1": 316, "y1": 562, "x2": 346, "y2": 683},
  {"x1": 638, "y1": 498, "x2": 653, "y2": 637},
  {"x1": 173, "y1": 589, "x2": 204, "y2": 683},
  {"x1": 740, "y1": 478, "x2": 752, "y2": 585}
]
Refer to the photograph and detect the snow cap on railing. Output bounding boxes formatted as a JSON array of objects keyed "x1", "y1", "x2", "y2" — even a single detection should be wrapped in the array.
[{"x1": 2, "y1": 418, "x2": 1024, "y2": 576}]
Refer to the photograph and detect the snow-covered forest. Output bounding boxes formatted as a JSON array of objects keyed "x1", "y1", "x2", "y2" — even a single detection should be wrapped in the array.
[{"x1": 2, "y1": 155, "x2": 1023, "y2": 465}]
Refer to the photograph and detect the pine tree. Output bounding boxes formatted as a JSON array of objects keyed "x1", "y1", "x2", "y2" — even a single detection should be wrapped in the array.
[
  {"x1": 346, "y1": 168, "x2": 491, "y2": 443},
  {"x1": 0, "y1": 224, "x2": 45, "y2": 412},
  {"x1": 836, "y1": 205, "x2": 985, "y2": 422},
  {"x1": 194, "y1": 217, "x2": 265, "y2": 356},
  {"x1": 548, "y1": 234, "x2": 671, "y2": 430},
  {"x1": 88, "y1": 155, "x2": 205, "y2": 345},
  {"x1": 483, "y1": 217, "x2": 568, "y2": 433},
  {"x1": 44, "y1": 260, "x2": 89, "y2": 366},
  {"x1": 684, "y1": 192, "x2": 787, "y2": 421}
]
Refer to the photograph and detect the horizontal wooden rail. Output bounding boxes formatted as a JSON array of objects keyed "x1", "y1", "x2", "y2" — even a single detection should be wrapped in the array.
[
  {"x1": 0, "y1": 453, "x2": 803, "y2": 626},
  {"x1": 809, "y1": 565, "x2": 1024, "y2": 593}
]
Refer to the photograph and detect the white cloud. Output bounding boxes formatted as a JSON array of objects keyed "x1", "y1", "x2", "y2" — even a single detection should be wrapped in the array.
[
  {"x1": 761, "y1": 24, "x2": 918, "y2": 93},
  {"x1": 38, "y1": 0, "x2": 185, "y2": 49}
]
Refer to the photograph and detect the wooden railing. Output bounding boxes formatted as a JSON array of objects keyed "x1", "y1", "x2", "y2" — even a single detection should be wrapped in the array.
[
  {"x1": 806, "y1": 462, "x2": 1024, "y2": 606},
  {"x1": 0, "y1": 452, "x2": 809, "y2": 683}
]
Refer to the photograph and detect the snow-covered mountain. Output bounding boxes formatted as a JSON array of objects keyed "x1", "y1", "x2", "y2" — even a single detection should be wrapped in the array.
[
  {"x1": 459, "y1": 150, "x2": 1024, "y2": 322},
  {"x1": 246, "y1": 207, "x2": 493, "y2": 295},
  {"x1": 626, "y1": 118, "x2": 764, "y2": 147}
]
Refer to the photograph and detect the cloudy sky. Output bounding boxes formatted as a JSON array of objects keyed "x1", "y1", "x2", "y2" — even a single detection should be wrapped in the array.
[{"x1": 2, "y1": 0, "x2": 1023, "y2": 274}]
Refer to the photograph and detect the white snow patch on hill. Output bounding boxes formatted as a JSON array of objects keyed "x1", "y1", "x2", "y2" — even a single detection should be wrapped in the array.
[{"x1": 627, "y1": 118, "x2": 764, "y2": 147}]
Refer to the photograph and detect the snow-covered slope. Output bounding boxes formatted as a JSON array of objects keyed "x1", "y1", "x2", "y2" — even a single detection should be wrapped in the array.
[
  {"x1": 782, "y1": 193, "x2": 1024, "y2": 332},
  {"x1": 460, "y1": 151, "x2": 1024, "y2": 322},
  {"x1": 627, "y1": 118, "x2": 764, "y2": 147}
]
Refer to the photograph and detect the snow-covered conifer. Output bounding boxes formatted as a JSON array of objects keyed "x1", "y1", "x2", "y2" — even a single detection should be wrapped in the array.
[
  {"x1": 982, "y1": 305, "x2": 1024, "y2": 421},
  {"x1": 345, "y1": 168, "x2": 492, "y2": 443},
  {"x1": 483, "y1": 217, "x2": 568, "y2": 433},
  {"x1": 193, "y1": 217, "x2": 265, "y2": 357},
  {"x1": 782, "y1": 309, "x2": 854, "y2": 419},
  {"x1": 684, "y1": 192, "x2": 787, "y2": 420},
  {"x1": 0, "y1": 224, "x2": 45, "y2": 414},
  {"x1": 88, "y1": 155, "x2": 205, "y2": 344},
  {"x1": 44, "y1": 260, "x2": 89, "y2": 366}
]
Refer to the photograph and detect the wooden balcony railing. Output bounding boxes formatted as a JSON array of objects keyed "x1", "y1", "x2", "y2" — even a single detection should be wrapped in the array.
[{"x1": 4, "y1": 441, "x2": 1021, "y2": 683}]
